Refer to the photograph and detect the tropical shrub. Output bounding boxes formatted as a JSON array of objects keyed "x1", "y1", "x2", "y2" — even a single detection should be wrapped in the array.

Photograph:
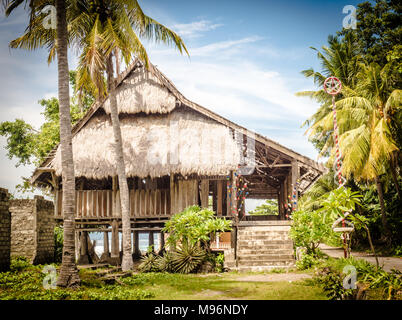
[
  {"x1": 171, "y1": 241, "x2": 206, "y2": 274},
  {"x1": 138, "y1": 252, "x2": 159, "y2": 273},
  {"x1": 295, "y1": 253, "x2": 322, "y2": 270},
  {"x1": 290, "y1": 209, "x2": 335, "y2": 255},
  {"x1": 155, "y1": 251, "x2": 174, "y2": 273},
  {"x1": 163, "y1": 205, "x2": 232, "y2": 248}
]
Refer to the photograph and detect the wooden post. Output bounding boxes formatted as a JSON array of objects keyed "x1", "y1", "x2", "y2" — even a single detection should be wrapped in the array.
[
  {"x1": 133, "y1": 231, "x2": 141, "y2": 258},
  {"x1": 100, "y1": 231, "x2": 110, "y2": 261},
  {"x1": 112, "y1": 176, "x2": 119, "y2": 217},
  {"x1": 231, "y1": 171, "x2": 238, "y2": 219},
  {"x1": 78, "y1": 231, "x2": 91, "y2": 265},
  {"x1": 231, "y1": 171, "x2": 238, "y2": 267},
  {"x1": 200, "y1": 179, "x2": 209, "y2": 208},
  {"x1": 291, "y1": 160, "x2": 299, "y2": 211},
  {"x1": 217, "y1": 180, "x2": 223, "y2": 216},
  {"x1": 149, "y1": 231, "x2": 154, "y2": 252},
  {"x1": 110, "y1": 219, "x2": 120, "y2": 265},
  {"x1": 170, "y1": 174, "x2": 176, "y2": 214}
]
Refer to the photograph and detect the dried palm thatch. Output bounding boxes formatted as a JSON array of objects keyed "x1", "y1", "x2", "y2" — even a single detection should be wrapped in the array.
[
  {"x1": 50, "y1": 108, "x2": 240, "y2": 179},
  {"x1": 102, "y1": 66, "x2": 177, "y2": 115}
]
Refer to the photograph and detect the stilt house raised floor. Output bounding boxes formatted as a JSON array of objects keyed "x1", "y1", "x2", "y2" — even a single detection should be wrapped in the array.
[{"x1": 31, "y1": 61, "x2": 325, "y2": 270}]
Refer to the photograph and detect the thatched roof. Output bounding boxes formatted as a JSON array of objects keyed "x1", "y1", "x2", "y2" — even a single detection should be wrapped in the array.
[
  {"x1": 31, "y1": 60, "x2": 325, "y2": 190},
  {"x1": 51, "y1": 108, "x2": 239, "y2": 179}
]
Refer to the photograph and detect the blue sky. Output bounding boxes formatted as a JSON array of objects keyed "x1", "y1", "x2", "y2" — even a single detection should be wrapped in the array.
[{"x1": 0, "y1": 0, "x2": 363, "y2": 197}]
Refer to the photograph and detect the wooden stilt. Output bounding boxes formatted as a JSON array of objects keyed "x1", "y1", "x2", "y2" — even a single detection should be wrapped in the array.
[
  {"x1": 149, "y1": 231, "x2": 155, "y2": 252},
  {"x1": 100, "y1": 231, "x2": 110, "y2": 262},
  {"x1": 78, "y1": 231, "x2": 91, "y2": 265},
  {"x1": 109, "y1": 219, "x2": 120, "y2": 265}
]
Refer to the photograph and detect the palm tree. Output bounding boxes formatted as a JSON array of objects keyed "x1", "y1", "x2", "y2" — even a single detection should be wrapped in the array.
[
  {"x1": 297, "y1": 33, "x2": 362, "y2": 158},
  {"x1": 2, "y1": 0, "x2": 80, "y2": 286},
  {"x1": 307, "y1": 63, "x2": 400, "y2": 239},
  {"x1": 71, "y1": 0, "x2": 188, "y2": 271},
  {"x1": 9, "y1": 0, "x2": 188, "y2": 271}
]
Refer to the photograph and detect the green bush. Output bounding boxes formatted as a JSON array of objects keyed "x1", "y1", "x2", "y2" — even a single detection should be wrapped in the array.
[
  {"x1": 290, "y1": 210, "x2": 335, "y2": 255},
  {"x1": 296, "y1": 253, "x2": 321, "y2": 270},
  {"x1": 315, "y1": 267, "x2": 356, "y2": 300},
  {"x1": 163, "y1": 205, "x2": 231, "y2": 248},
  {"x1": 10, "y1": 257, "x2": 32, "y2": 272}
]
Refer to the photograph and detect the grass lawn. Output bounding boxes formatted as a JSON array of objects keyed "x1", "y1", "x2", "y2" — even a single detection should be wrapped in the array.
[{"x1": 0, "y1": 260, "x2": 327, "y2": 300}]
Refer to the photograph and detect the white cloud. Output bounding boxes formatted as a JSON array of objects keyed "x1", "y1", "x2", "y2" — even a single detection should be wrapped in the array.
[
  {"x1": 171, "y1": 20, "x2": 223, "y2": 38},
  {"x1": 189, "y1": 36, "x2": 263, "y2": 57}
]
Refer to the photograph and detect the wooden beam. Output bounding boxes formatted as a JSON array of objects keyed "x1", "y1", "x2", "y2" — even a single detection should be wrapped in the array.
[
  {"x1": 217, "y1": 180, "x2": 223, "y2": 216},
  {"x1": 291, "y1": 160, "x2": 299, "y2": 211}
]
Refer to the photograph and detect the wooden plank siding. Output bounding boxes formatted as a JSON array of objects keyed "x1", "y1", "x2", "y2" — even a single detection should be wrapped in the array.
[{"x1": 55, "y1": 189, "x2": 170, "y2": 219}]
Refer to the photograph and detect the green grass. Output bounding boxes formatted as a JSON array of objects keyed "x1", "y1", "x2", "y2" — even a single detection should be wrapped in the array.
[{"x1": 0, "y1": 259, "x2": 327, "y2": 300}]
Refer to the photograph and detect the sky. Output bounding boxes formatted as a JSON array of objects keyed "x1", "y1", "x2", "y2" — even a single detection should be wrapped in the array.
[{"x1": 0, "y1": 0, "x2": 363, "y2": 199}]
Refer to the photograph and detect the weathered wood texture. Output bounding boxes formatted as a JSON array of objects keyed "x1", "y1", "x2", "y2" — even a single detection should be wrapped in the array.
[
  {"x1": 170, "y1": 178, "x2": 198, "y2": 215},
  {"x1": 55, "y1": 189, "x2": 170, "y2": 218}
]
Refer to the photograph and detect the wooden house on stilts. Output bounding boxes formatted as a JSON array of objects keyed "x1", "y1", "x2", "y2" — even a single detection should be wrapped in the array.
[{"x1": 31, "y1": 61, "x2": 325, "y2": 271}]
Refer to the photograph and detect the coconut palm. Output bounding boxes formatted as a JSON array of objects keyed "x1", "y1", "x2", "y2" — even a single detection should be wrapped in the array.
[
  {"x1": 70, "y1": 0, "x2": 188, "y2": 271},
  {"x1": 307, "y1": 63, "x2": 400, "y2": 238},
  {"x1": 2, "y1": 0, "x2": 80, "y2": 287},
  {"x1": 9, "y1": 0, "x2": 188, "y2": 271},
  {"x1": 297, "y1": 33, "x2": 362, "y2": 158}
]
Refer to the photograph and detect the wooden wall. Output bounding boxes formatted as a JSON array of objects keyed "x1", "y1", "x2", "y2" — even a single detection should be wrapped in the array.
[
  {"x1": 170, "y1": 177, "x2": 199, "y2": 215},
  {"x1": 55, "y1": 189, "x2": 170, "y2": 219}
]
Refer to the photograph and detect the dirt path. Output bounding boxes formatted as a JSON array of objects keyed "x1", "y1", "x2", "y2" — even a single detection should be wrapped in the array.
[{"x1": 319, "y1": 244, "x2": 402, "y2": 272}]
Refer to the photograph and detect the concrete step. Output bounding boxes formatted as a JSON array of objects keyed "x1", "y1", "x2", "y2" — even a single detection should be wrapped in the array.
[
  {"x1": 236, "y1": 260, "x2": 295, "y2": 267},
  {"x1": 235, "y1": 264, "x2": 294, "y2": 272},
  {"x1": 238, "y1": 230, "x2": 290, "y2": 235},
  {"x1": 237, "y1": 240, "x2": 292, "y2": 246},
  {"x1": 237, "y1": 236, "x2": 292, "y2": 245},
  {"x1": 238, "y1": 221, "x2": 292, "y2": 226},
  {"x1": 238, "y1": 248, "x2": 293, "y2": 255},
  {"x1": 237, "y1": 243, "x2": 293, "y2": 250},
  {"x1": 238, "y1": 254, "x2": 294, "y2": 261}
]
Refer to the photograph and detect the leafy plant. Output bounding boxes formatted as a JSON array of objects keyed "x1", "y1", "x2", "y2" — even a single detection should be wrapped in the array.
[
  {"x1": 290, "y1": 209, "x2": 335, "y2": 255},
  {"x1": 163, "y1": 205, "x2": 231, "y2": 248},
  {"x1": 315, "y1": 267, "x2": 355, "y2": 300},
  {"x1": 171, "y1": 242, "x2": 206, "y2": 274},
  {"x1": 155, "y1": 251, "x2": 174, "y2": 273},
  {"x1": 10, "y1": 257, "x2": 32, "y2": 272},
  {"x1": 296, "y1": 253, "x2": 321, "y2": 271},
  {"x1": 138, "y1": 253, "x2": 159, "y2": 273}
]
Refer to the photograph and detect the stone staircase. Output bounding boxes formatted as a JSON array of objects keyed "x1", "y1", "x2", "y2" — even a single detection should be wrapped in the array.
[{"x1": 226, "y1": 221, "x2": 295, "y2": 272}]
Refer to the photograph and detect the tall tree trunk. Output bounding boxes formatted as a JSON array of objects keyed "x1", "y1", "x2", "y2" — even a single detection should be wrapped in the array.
[
  {"x1": 390, "y1": 155, "x2": 401, "y2": 200},
  {"x1": 375, "y1": 176, "x2": 391, "y2": 241},
  {"x1": 55, "y1": 0, "x2": 80, "y2": 288},
  {"x1": 106, "y1": 54, "x2": 133, "y2": 271}
]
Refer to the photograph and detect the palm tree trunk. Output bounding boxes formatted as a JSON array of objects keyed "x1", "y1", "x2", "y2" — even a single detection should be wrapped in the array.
[
  {"x1": 375, "y1": 176, "x2": 392, "y2": 241},
  {"x1": 390, "y1": 155, "x2": 401, "y2": 200},
  {"x1": 106, "y1": 54, "x2": 133, "y2": 271},
  {"x1": 55, "y1": 0, "x2": 80, "y2": 288}
]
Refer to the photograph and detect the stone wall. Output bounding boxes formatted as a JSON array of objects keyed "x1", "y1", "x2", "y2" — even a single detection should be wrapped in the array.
[
  {"x1": 10, "y1": 196, "x2": 55, "y2": 264},
  {"x1": 0, "y1": 188, "x2": 11, "y2": 271}
]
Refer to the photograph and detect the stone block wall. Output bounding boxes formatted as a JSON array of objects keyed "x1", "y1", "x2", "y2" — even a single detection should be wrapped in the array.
[
  {"x1": 0, "y1": 188, "x2": 11, "y2": 271},
  {"x1": 10, "y1": 196, "x2": 55, "y2": 264}
]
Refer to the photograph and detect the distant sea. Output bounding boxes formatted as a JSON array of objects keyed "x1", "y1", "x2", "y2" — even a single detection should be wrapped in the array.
[{"x1": 89, "y1": 232, "x2": 160, "y2": 256}]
